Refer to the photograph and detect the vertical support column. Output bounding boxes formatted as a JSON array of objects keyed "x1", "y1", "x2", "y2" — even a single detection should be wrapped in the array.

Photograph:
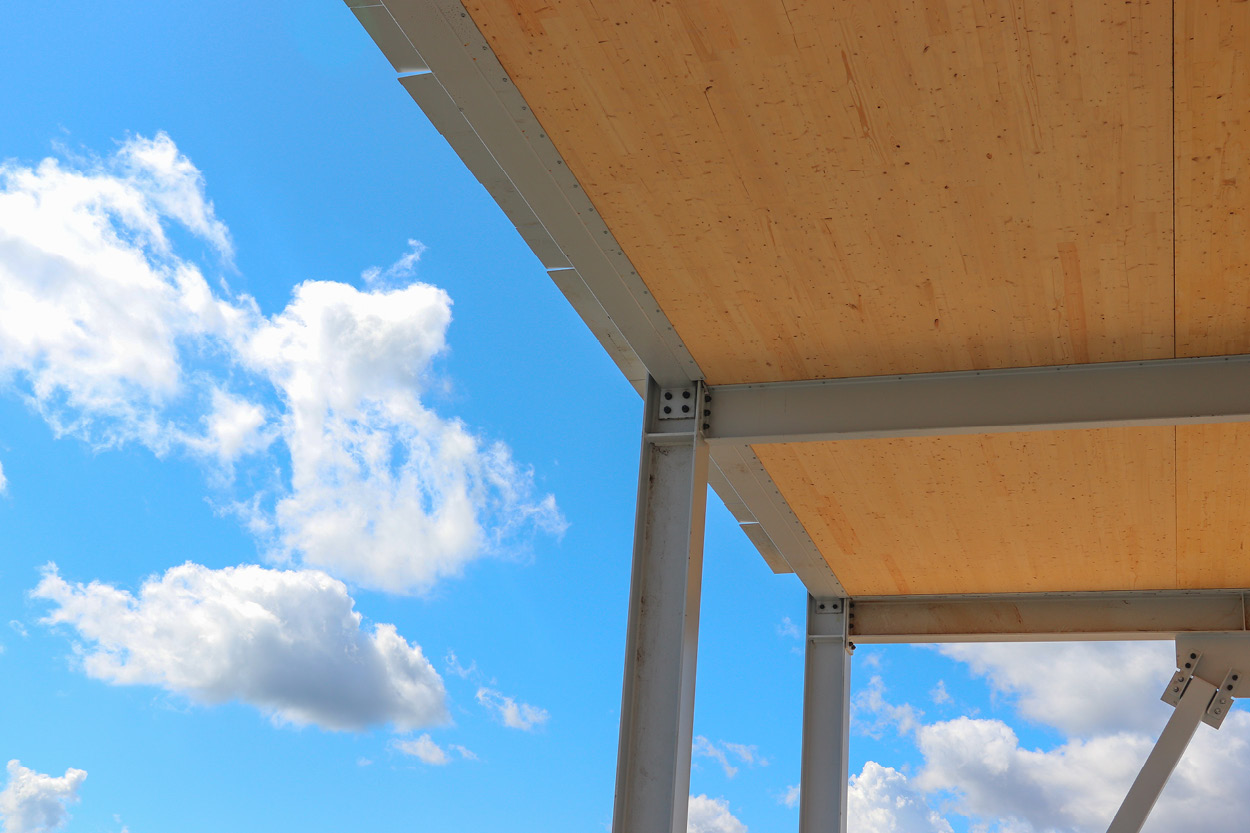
[
  {"x1": 799, "y1": 595, "x2": 852, "y2": 833},
  {"x1": 612, "y1": 378, "x2": 711, "y2": 833}
]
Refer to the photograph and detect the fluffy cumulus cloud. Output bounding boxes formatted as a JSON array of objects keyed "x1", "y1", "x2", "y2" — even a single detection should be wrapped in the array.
[
  {"x1": 686, "y1": 795, "x2": 746, "y2": 833},
  {"x1": 849, "y1": 763, "x2": 952, "y2": 833},
  {"x1": 33, "y1": 562, "x2": 447, "y2": 731},
  {"x1": 0, "y1": 134, "x2": 563, "y2": 594},
  {"x1": 853, "y1": 642, "x2": 1250, "y2": 833},
  {"x1": 241, "y1": 278, "x2": 564, "y2": 591},
  {"x1": 0, "y1": 134, "x2": 246, "y2": 449},
  {"x1": 0, "y1": 760, "x2": 86, "y2": 833},
  {"x1": 475, "y1": 687, "x2": 549, "y2": 731}
]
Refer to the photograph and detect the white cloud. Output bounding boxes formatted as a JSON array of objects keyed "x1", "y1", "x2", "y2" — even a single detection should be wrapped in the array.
[
  {"x1": 243, "y1": 278, "x2": 566, "y2": 593},
  {"x1": 449, "y1": 744, "x2": 477, "y2": 761},
  {"x1": 692, "y1": 737, "x2": 763, "y2": 778},
  {"x1": 475, "y1": 687, "x2": 548, "y2": 730},
  {"x1": 857, "y1": 642, "x2": 1250, "y2": 833},
  {"x1": 930, "y1": 680, "x2": 951, "y2": 705},
  {"x1": 444, "y1": 650, "x2": 477, "y2": 680},
  {"x1": 0, "y1": 459, "x2": 7, "y2": 494},
  {"x1": 0, "y1": 760, "x2": 86, "y2": 833},
  {"x1": 33, "y1": 562, "x2": 447, "y2": 731},
  {"x1": 392, "y1": 734, "x2": 448, "y2": 765},
  {"x1": 854, "y1": 675, "x2": 922, "y2": 737},
  {"x1": 0, "y1": 134, "x2": 564, "y2": 595},
  {"x1": 780, "y1": 784, "x2": 800, "y2": 809},
  {"x1": 939, "y1": 642, "x2": 1174, "y2": 736},
  {"x1": 361, "y1": 238, "x2": 426, "y2": 287},
  {"x1": 0, "y1": 133, "x2": 247, "y2": 451},
  {"x1": 196, "y1": 387, "x2": 271, "y2": 464},
  {"x1": 777, "y1": 616, "x2": 800, "y2": 639},
  {"x1": 687, "y1": 795, "x2": 746, "y2": 833},
  {"x1": 850, "y1": 763, "x2": 952, "y2": 833}
]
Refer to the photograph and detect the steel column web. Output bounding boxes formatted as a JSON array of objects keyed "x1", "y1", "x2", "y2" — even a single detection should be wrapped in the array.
[
  {"x1": 613, "y1": 379, "x2": 710, "y2": 833},
  {"x1": 799, "y1": 596, "x2": 852, "y2": 833}
]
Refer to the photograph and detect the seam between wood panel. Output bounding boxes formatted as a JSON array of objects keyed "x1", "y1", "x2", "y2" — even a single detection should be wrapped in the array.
[{"x1": 1168, "y1": 0, "x2": 1174, "y2": 589}]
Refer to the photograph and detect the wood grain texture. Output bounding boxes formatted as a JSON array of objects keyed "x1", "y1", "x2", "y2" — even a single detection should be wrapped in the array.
[
  {"x1": 1176, "y1": 0, "x2": 1250, "y2": 357},
  {"x1": 1178, "y1": 424, "x2": 1250, "y2": 587},
  {"x1": 466, "y1": 0, "x2": 1174, "y2": 383},
  {"x1": 754, "y1": 429, "x2": 1177, "y2": 595},
  {"x1": 455, "y1": 0, "x2": 1250, "y2": 596}
]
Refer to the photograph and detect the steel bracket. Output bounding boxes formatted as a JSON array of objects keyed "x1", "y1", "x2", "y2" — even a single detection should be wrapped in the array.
[
  {"x1": 656, "y1": 386, "x2": 700, "y2": 420},
  {"x1": 1107, "y1": 634, "x2": 1250, "y2": 833}
]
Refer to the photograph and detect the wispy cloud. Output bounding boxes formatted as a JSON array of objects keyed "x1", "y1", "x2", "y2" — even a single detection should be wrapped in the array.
[
  {"x1": 692, "y1": 737, "x2": 765, "y2": 778},
  {"x1": 853, "y1": 675, "x2": 922, "y2": 738},
  {"x1": 392, "y1": 734, "x2": 449, "y2": 766},
  {"x1": 361, "y1": 238, "x2": 426, "y2": 288},
  {"x1": 444, "y1": 650, "x2": 478, "y2": 680},
  {"x1": 476, "y1": 687, "x2": 548, "y2": 731},
  {"x1": 777, "y1": 616, "x2": 800, "y2": 640},
  {"x1": 449, "y1": 744, "x2": 477, "y2": 761}
]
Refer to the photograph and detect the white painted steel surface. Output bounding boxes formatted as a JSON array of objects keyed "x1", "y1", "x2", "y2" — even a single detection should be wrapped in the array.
[
  {"x1": 1105, "y1": 676, "x2": 1216, "y2": 833},
  {"x1": 850, "y1": 592, "x2": 1250, "y2": 643},
  {"x1": 706, "y1": 355, "x2": 1250, "y2": 445},
  {"x1": 799, "y1": 596, "x2": 851, "y2": 833},
  {"x1": 612, "y1": 380, "x2": 710, "y2": 833}
]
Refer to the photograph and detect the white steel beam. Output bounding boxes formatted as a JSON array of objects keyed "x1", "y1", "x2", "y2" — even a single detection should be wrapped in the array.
[
  {"x1": 705, "y1": 355, "x2": 1250, "y2": 444},
  {"x1": 799, "y1": 596, "x2": 852, "y2": 833},
  {"x1": 613, "y1": 379, "x2": 710, "y2": 833},
  {"x1": 848, "y1": 592, "x2": 1250, "y2": 643}
]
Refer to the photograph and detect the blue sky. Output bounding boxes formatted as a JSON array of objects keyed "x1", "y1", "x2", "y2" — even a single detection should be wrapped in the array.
[{"x1": 1, "y1": 3, "x2": 1247, "y2": 833}]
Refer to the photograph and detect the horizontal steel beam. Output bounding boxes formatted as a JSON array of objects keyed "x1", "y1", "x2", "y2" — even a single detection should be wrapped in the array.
[
  {"x1": 705, "y1": 355, "x2": 1250, "y2": 444},
  {"x1": 848, "y1": 591, "x2": 1250, "y2": 643}
]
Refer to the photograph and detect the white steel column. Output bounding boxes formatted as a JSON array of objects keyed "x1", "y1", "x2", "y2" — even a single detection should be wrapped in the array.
[
  {"x1": 799, "y1": 596, "x2": 852, "y2": 833},
  {"x1": 612, "y1": 378, "x2": 710, "y2": 833}
]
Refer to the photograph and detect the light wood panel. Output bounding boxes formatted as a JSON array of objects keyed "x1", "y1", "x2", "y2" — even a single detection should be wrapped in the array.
[
  {"x1": 1176, "y1": 0, "x2": 1250, "y2": 357},
  {"x1": 1177, "y1": 424, "x2": 1250, "y2": 587},
  {"x1": 754, "y1": 429, "x2": 1177, "y2": 595},
  {"x1": 466, "y1": 0, "x2": 1174, "y2": 383}
]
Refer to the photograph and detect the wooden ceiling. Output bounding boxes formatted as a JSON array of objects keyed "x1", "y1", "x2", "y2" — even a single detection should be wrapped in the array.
[{"x1": 463, "y1": 0, "x2": 1250, "y2": 595}]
